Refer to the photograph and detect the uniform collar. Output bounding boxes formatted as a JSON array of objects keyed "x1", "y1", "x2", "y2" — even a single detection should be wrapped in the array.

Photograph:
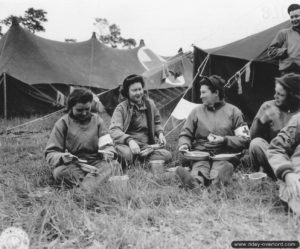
[
  {"x1": 69, "y1": 111, "x2": 92, "y2": 123},
  {"x1": 129, "y1": 96, "x2": 147, "y2": 110},
  {"x1": 205, "y1": 100, "x2": 225, "y2": 111}
]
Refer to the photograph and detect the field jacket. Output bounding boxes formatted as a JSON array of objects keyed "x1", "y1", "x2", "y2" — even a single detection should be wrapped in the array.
[
  {"x1": 250, "y1": 100, "x2": 299, "y2": 143},
  {"x1": 109, "y1": 97, "x2": 163, "y2": 145},
  {"x1": 45, "y1": 113, "x2": 115, "y2": 167},
  {"x1": 268, "y1": 27, "x2": 300, "y2": 71}
]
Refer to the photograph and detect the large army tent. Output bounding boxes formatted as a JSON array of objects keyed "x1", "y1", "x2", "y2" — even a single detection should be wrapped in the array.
[
  {"x1": 0, "y1": 20, "x2": 192, "y2": 117},
  {"x1": 191, "y1": 20, "x2": 290, "y2": 123}
]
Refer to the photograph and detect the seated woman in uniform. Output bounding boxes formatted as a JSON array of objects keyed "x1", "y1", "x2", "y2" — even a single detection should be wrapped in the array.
[
  {"x1": 45, "y1": 88, "x2": 119, "y2": 191},
  {"x1": 109, "y1": 74, "x2": 172, "y2": 168},
  {"x1": 177, "y1": 75, "x2": 250, "y2": 188},
  {"x1": 249, "y1": 73, "x2": 300, "y2": 179}
]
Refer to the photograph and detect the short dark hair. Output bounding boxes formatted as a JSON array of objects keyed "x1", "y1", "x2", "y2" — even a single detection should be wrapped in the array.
[
  {"x1": 288, "y1": 4, "x2": 300, "y2": 14},
  {"x1": 121, "y1": 74, "x2": 145, "y2": 98},
  {"x1": 275, "y1": 73, "x2": 300, "y2": 110},
  {"x1": 199, "y1": 75, "x2": 226, "y2": 100},
  {"x1": 67, "y1": 88, "x2": 93, "y2": 111}
]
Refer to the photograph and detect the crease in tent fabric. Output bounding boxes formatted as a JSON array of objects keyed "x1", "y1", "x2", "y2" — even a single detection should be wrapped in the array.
[
  {"x1": 0, "y1": 29, "x2": 15, "y2": 74},
  {"x1": 48, "y1": 84, "x2": 66, "y2": 107},
  {"x1": 0, "y1": 26, "x2": 11, "y2": 60},
  {"x1": 13, "y1": 80, "x2": 55, "y2": 105},
  {"x1": 4, "y1": 74, "x2": 57, "y2": 104},
  {"x1": 88, "y1": 37, "x2": 95, "y2": 86},
  {"x1": 162, "y1": 54, "x2": 209, "y2": 130},
  {"x1": 29, "y1": 84, "x2": 57, "y2": 104}
]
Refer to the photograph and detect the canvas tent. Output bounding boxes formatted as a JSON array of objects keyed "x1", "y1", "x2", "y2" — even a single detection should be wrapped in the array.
[
  {"x1": 190, "y1": 20, "x2": 290, "y2": 123},
  {"x1": 0, "y1": 20, "x2": 192, "y2": 117}
]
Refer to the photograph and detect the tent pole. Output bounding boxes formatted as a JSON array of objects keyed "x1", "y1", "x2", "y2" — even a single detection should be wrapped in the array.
[{"x1": 3, "y1": 72, "x2": 7, "y2": 119}]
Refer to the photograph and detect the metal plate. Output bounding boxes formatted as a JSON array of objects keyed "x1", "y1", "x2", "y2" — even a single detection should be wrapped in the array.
[
  {"x1": 248, "y1": 172, "x2": 267, "y2": 180},
  {"x1": 140, "y1": 147, "x2": 154, "y2": 157},
  {"x1": 210, "y1": 153, "x2": 241, "y2": 161},
  {"x1": 166, "y1": 166, "x2": 178, "y2": 172},
  {"x1": 183, "y1": 151, "x2": 210, "y2": 161}
]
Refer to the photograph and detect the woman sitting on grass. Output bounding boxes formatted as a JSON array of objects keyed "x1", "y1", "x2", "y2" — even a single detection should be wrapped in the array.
[
  {"x1": 249, "y1": 73, "x2": 300, "y2": 179},
  {"x1": 177, "y1": 75, "x2": 250, "y2": 188},
  {"x1": 109, "y1": 74, "x2": 172, "y2": 169},
  {"x1": 45, "y1": 88, "x2": 120, "y2": 191}
]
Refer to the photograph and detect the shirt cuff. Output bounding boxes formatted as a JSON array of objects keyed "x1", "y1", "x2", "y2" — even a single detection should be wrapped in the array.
[
  {"x1": 282, "y1": 169, "x2": 294, "y2": 182},
  {"x1": 125, "y1": 137, "x2": 133, "y2": 145}
]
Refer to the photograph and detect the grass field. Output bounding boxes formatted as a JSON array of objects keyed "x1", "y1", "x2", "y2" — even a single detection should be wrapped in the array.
[{"x1": 0, "y1": 113, "x2": 300, "y2": 249}]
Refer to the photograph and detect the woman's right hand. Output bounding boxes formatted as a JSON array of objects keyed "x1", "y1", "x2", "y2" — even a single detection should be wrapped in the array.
[
  {"x1": 128, "y1": 140, "x2": 141, "y2": 154},
  {"x1": 61, "y1": 152, "x2": 77, "y2": 164},
  {"x1": 285, "y1": 173, "x2": 300, "y2": 200},
  {"x1": 179, "y1": 144, "x2": 189, "y2": 152},
  {"x1": 260, "y1": 105, "x2": 280, "y2": 124}
]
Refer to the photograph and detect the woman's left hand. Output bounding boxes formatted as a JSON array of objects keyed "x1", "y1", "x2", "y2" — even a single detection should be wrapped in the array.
[
  {"x1": 158, "y1": 133, "x2": 166, "y2": 146},
  {"x1": 205, "y1": 134, "x2": 225, "y2": 148},
  {"x1": 102, "y1": 151, "x2": 115, "y2": 161}
]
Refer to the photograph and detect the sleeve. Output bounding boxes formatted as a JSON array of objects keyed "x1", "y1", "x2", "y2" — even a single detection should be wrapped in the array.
[
  {"x1": 152, "y1": 101, "x2": 164, "y2": 136},
  {"x1": 109, "y1": 104, "x2": 132, "y2": 145},
  {"x1": 178, "y1": 108, "x2": 197, "y2": 149},
  {"x1": 267, "y1": 30, "x2": 288, "y2": 60},
  {"x1": 224, "y1": 107, "x2": 250, "y2": 150},
  {"x1": 250, "y1": 103, "x2": 270, "y2": 140},
  {"x1": 97, "y1": 116, "x2": 116, "y2": 155},
  {"x1": 44, "y1": 118, "x2": 67, "y2": 168},
  {"x1": 267, "y1": 115, "x2": 300, "y2": 180}
]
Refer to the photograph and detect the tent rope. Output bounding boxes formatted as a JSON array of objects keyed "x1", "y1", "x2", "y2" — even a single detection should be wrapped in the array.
[
  {"x1": 165, "y1": 119, "x2": 185, "y2": 138},
  {"x1": 2, "y1": 108, "x2": 65, "y2": 135},
  {"x1": 0, "y1": 75, "x2": 3, "y2": 87}
]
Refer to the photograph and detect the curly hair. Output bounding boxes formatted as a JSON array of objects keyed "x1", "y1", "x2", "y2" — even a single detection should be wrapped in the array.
[{"x1": 67, "y1": 88, "x2": 93, "y2": 111}]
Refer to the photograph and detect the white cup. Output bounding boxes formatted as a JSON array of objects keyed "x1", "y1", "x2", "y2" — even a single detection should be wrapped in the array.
[
  {"x1": 108, "y1": 175, "x2": 129, "y2": 192},
  {"x1": 149, "y1": 160, "x2": 165, "y2": 175}
]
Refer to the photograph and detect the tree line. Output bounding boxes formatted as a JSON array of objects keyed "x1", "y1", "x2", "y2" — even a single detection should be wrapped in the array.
[{"x1": 0, "y1": 8, "x2": 137, "y2": 49}]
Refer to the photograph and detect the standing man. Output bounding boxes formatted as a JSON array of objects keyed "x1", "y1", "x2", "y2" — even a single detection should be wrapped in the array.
[
  {"x1": 268, "y1": 4, "x2": 300, "y2": 75},
  {"x1": 109, "y1": 74, "x2": 172, "y2": 168}
]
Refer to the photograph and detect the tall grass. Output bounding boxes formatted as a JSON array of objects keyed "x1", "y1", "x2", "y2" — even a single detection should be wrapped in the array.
[{"x1": 0, "y1": 115, "x2": 300, "y2": 249}]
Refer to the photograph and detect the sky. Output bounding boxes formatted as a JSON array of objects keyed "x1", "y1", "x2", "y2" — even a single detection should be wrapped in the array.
[{"x1": 0, "y1": 0, "x2": 296, "y2": 55}]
